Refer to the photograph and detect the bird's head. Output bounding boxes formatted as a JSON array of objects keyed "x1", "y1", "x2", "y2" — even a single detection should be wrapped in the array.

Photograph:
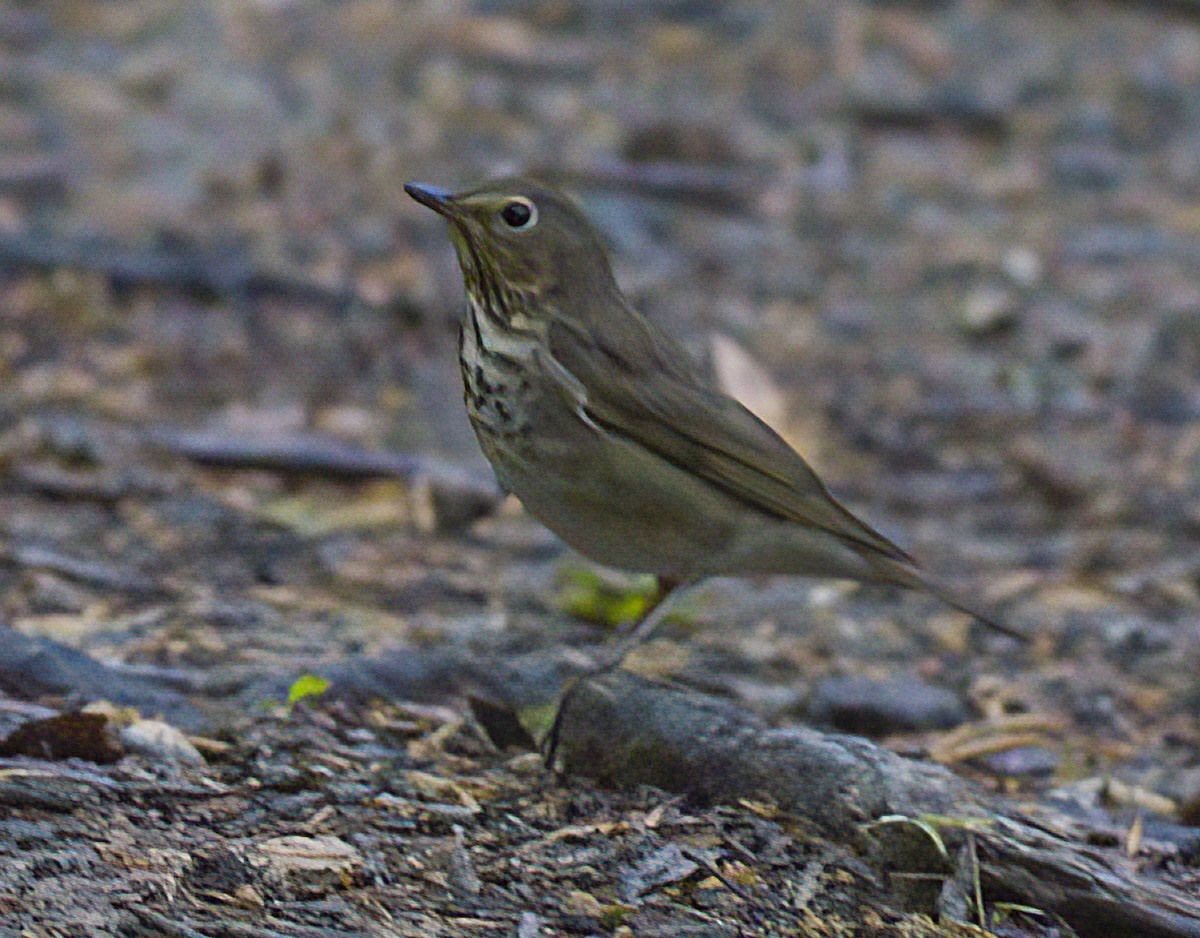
[{"x1": 405, "y1": 177, "x2": 617, "y2": 315}]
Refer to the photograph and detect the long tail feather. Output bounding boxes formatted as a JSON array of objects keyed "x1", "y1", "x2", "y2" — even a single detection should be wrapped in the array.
[{"x1": 873, "y1": 557, "x2": 1029, "y2": 642}]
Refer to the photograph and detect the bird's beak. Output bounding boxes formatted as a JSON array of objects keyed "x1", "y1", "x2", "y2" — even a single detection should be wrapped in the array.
[{"x1": 404, "y1": 182, "x2": 456, "y2": 217}]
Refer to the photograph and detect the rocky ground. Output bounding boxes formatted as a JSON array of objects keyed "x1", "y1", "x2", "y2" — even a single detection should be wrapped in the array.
[{"x1": 0, "y1": 1, "x2": 1198, "y2": 935}]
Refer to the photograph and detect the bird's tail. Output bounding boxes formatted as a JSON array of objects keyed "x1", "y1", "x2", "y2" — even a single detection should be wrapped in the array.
[{"x1": 873, "y1": 556, "x2": 1028, "y2": 642}]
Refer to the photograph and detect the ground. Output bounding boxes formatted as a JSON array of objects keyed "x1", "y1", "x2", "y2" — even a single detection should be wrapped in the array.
[{"x1": 0, "y1": 1, "x2": 1198, "y2": 936}]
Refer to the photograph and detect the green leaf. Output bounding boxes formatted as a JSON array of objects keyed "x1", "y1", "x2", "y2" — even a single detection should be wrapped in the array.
[
  {"x1": 556, "y1": 568, "x2": 659, "y2": 628},
  {"x1": 286, "y1": 674, "x2": 330, "y2": 706}
]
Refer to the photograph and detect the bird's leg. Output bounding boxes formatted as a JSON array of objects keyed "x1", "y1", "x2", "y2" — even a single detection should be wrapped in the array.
[
  {"x1": 598, "y1": 575, "x2": 694, "y2": 670},
  {"x1": 542, "y1": 577, "x2": 703, "y2": 769},
  {"x1": 610, "y1": 574, "x2": 677, "y2": 636}
]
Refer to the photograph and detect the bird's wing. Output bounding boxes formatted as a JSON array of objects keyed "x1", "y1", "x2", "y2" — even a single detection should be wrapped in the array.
[{"x1": 545, "y1": 317, "x2": 914, "y2": 564}]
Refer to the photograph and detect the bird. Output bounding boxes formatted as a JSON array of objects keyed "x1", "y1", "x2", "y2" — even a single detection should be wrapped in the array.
[{"x1": 404, "y1": 176, "x2": 1024, "y2": 658}]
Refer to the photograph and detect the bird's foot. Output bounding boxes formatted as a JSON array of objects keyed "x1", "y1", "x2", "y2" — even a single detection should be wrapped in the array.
[{"x1": 539, "y1": 645, "x2": 629, "y2": 772}]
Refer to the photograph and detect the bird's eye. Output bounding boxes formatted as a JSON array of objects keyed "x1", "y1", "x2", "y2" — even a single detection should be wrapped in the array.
[{"x1": 499, "y1": 198, "x2": 537, "y2": 230}]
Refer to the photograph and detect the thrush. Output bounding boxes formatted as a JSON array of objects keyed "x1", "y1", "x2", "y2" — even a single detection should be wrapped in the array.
[{"x1": 405, "y1": 177, "x2": 1023, "y2": 653}]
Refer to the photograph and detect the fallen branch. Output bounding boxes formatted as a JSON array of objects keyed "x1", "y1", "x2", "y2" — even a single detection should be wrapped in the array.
[
  {"x1": 150, "y1": 428, "x2": 500, "y2": 530},
  {"x1": 541, "y1": 671, "x2": 1200, "y2": 938}
]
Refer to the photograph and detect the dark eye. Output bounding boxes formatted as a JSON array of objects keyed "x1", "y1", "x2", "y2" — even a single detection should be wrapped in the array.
[{"x1": 499, "y1": 198, "x2": 537, "y2": 229}]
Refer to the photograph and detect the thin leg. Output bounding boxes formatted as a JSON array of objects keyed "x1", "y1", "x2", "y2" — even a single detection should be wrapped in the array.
[
  {"x1": 612, "y1": 574, "x2": 679, "y2": 636},
  {"x1": 593, "y1": 576, "x2": 700, "y2": 671},
  {"x1": 543, "y1": 577, "x2": 704, "y2": 768}
]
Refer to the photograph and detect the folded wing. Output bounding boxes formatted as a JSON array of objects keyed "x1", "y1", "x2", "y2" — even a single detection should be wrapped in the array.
[{"x1": 546, "y1": 316, "x2": 915, "y2": 566}]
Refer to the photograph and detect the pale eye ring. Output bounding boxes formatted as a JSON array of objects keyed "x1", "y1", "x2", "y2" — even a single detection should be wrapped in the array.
[{"x1": 499, "y1": 198, "x2": 537, "y2": 230}]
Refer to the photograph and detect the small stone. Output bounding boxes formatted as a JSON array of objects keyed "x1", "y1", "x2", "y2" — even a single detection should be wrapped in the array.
[
  {"x1": 809, "y1": 676, "x2": 969, "y2": 736},
  {"x1": 960, "y1": 285, "x2": 1018, "y2": 336},
  {"x1": 118, "y1": 719, "x2": 205, "y2": 766},
  {"x1": 980, "y1": 745, "x2": 1060, "y2": 779},
  {"x1": 1002, "y1": 246, "x2": 1042, "y2": 287}
]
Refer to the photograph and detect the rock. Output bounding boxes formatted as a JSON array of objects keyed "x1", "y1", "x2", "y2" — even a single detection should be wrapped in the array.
[
  {"x1": 808, "y1": 676, "x2": 969, "y2": 736},
  {"x1": 980, "y1": 745, "x2": 1060, "y2": 779},
  {"x1": 118, "y1": 718, "x2": 205, "y2": 766},
  {"x1": 959, "y1": 284, "x2": 1019, "y2": 336}
]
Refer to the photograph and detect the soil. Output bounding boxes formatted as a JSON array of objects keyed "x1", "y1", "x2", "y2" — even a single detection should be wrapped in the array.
[{"x1": 0, "y1": 1, "x2": 1198, "y2": 936}]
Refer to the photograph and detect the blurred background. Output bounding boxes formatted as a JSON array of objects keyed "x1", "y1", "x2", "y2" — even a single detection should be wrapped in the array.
[{"x1": 1, "y1": 0, "x2": 1199, "y2": 808}]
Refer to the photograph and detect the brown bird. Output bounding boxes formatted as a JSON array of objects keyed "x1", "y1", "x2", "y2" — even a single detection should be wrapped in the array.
[{"x1": 406, "y1": 177, "x2": 1024, "y2": 656}]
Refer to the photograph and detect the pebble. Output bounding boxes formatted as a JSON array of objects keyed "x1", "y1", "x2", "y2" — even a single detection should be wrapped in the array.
[
  {"x1": 808, "y1": 676, "x2": 968, "y2": 736},
  {"x1": 118, "y1": 718, "x2": 205, "y2": 766},
  {"x1": 959, "y1": 284, "x2": 1018, "y2": 336},
  {"x1": 980, "y1": 744, "x2": 1060, "y2": 779}
]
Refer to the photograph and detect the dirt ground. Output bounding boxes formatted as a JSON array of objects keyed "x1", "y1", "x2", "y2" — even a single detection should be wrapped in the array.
[{"x1": 1, "y1": 1, "x2": 1198, "y2": 936}]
